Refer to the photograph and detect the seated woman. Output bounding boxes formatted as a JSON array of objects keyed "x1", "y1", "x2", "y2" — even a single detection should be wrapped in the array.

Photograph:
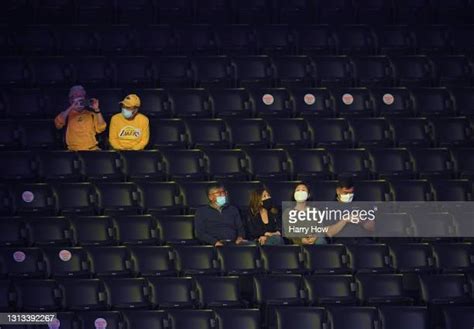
[{"x1": 246, "y1": 187, "x2": 285, "y2": 245}]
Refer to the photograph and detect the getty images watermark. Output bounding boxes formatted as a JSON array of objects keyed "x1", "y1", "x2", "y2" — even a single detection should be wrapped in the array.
[{"x1": 282, "y1": 201, "x2": 474, "y2": 238}]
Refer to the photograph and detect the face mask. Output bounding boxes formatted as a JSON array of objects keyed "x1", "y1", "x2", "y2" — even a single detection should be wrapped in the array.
[
  {"x1": 339, "y1": 193, "x2": 354, "y2": 203},
  {"x1": 216, "y1": 195, "x2": 227, "y2": 207},
  {"x1": 262, "y1": 198, "x2": 273, "y2": 210},
  {"x1": 122, "y1": 108, "x2": 134, "y2": 119},
  {"x1": 294, "y1": 191, "x2": 308, "y2": 202}
]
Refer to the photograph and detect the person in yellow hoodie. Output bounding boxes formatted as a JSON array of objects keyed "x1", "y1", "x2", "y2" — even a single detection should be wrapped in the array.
[
  {"x1": 54, "y1": 85, "x2": 107, "y2": 151},
  {"x1": 109, "y1": 94, "x2": 150, "y2": 150}
]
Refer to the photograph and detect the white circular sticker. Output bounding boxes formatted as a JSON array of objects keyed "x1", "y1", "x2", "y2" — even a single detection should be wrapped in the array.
[
  {"x1": 342, "y1": 93, "x2": 354, "y2": 105},
  {"x1": 59, "y1": 249, "x2": 72, "y2": 262},
  {"x1": 22, "y1": 191, "x2": 34, "y2": 203},
  {"x1": 382, "y1": 93, "x2": 395, "y2": 105},
  {"x1": 13, "y1": 251, "x2": 26, "y2": 263},
  {"x1": 262, "y1": 94, "x2": 274, "y2": 106},
  {"x1": 304, "y1": 93, "x2": 316, "y2": 105},
  {"x1": 48, "y1": 318, "x2": 61, "y2": 329},
  {"x1": 95, "y1": 318, "x2": 107, "y2": 329}
]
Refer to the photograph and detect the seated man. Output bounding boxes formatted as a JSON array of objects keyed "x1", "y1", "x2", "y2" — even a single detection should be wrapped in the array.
[
  {"x1": 54, "y1": 85, "x2": 107, "y2": 151},
  {"x1": 109, "y1": 94, "x2": 150, "y2": 150},
  {"x1": 195, "y1": 183, "x2": 248, "y2": 246}
]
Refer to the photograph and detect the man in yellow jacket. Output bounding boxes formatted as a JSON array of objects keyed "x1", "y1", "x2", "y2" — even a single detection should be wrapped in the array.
[
  {"x1": 54, "y1": 85, "x2": 107, "y2": 151},
  {"x1": 109, "y1": 94, "x2": 150, "y2": 151}
]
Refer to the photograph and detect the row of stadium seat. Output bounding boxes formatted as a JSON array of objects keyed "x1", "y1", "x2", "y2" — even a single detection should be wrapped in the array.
[
  {"x1": 1, "y1": 272, "x2": 473, "y2": 310},
  {"x1": 4, "y1": 0, "x2": 474, "y2": 25},
  {"x1": 2, "y1": 55, "x2": 474, "y2": 88},
  {"x1": 3, "y1": 24, "x2": 474, "y2": 56},
  {"x1": 2, "y1": 148, "x2": 474, "y2": 182}
]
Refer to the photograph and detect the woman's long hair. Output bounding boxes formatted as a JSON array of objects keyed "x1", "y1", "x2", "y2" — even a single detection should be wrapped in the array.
[{"x1": 249, "y1": 186, "x2": 278, "y2": 216}]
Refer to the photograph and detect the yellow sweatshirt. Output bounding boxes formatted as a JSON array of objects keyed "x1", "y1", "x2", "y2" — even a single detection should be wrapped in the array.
[
  {"x1": 109, "y1": 113, "x2": 150, "y2": 150},
  {"x1": 54, "y1": 110, "x2": 107, "y2": 151}
]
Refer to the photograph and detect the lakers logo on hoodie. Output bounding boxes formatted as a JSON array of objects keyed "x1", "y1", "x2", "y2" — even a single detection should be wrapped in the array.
[{"x1": 118, "y1": 126, "x2": 142, "y2": 140}]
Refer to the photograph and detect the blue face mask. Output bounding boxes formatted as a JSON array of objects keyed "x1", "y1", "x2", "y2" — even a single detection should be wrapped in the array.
[
  {"x1": 216, "y1": 195, "x2": 227, "y2": 207},
  {"x1": 122, "y1": 108, "x2": 134, "y2": 119}
]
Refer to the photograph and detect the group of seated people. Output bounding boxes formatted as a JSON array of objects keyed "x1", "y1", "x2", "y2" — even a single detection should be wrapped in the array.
[
  {"x1": 54, "y1": 85, "x2": 150, "y2": 151},
  {"x1": 195, "y1": 177, "x2": 374, "y2": 246}
]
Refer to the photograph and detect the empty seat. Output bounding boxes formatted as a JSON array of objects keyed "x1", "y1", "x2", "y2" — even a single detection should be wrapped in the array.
[
  {"x1": 11, "y1": 183, "x2": 57, "y2": 215},
  {"x1": 379, "y1": 306, "x2": 428, "y2": 329},
  {"x1": 57, "y1": 25, "x2": 97, "y2": 55},
  {"x1": 412, "y1": 87, "x2": 454, "y2": 116},
  {"x1": 69, "y1": 215, "x2": 116, "y2": 246},
  {"x1": 162, "y1": 149, "x2": 209, "y2": 180},
  {"x1": 313, "y1": 56, "x2": 354, "y2": 87},
  {"x1": 149, "y1": 119, "x2": 188, "y2": 148},
  {"x1": 443, "y1": 306, "x2": 474, "y2": 329},
  {"x1": 328, "y1": 306, "x2": 378, "y2": 329},
  {"x1": 76, "y1": 0, "x2": 114, "y2": 24},
  {"x1": 420, "y1": 274, "x2": 471, "y2": 304},
  {"x1": 194, "y1": 276, "x2": 243, "y2": 307},
  {"x1": 4, "y1": 88, "x2": 44, "y2": 118},
  {"x1": 168, "y1": 89, "x2": 212, "y2": 117},
  {"x1": 76, "y1": 311, "x2": 123, "y2": 329},
  {"x1": 192, "y1": 56, "x2": 236, "y2": 88},
  {"x1": 148, "y1": 277, "x2": 196, "y2": 308},
  {"x1": 103, "y1": 278, "x2": 151, "y2": 309},
  {"x1": 356, "y1": 0, "x2": 393, "y2": 25},
  {"x1": 0, "y1": 247, "x2": 46, "y2": 278},
  {"x1": 369, "y1": 148, "x2": 415, "y2": 179},
  {"x1": 410, "y1": 148, "x2": 454, "y2": 178},
  {"x1": 11, "y1": 25, "x2": 56, "y2": 54},
  {"x1": 354, "y1": 180, "x2": 392, "y2": 201},
  {"x1": 78, "y1": 151, "x2": 124, "y2": 182},
  {"x1": 14, "y1": 279, "x2": 60, "y2": 311},
  {"x1": 116, "y1": 0, "x2": 155, "y2": 24},
  {"x1": 225, "y1": 181, "x2": 264, "y2": 210},
  {"x1": 267, "y1": 118, "x2": 312, "y2": 147},
  {"x1": 0, "y1": 151, "x2": 37, "y2": 182},
  {"x1": 453, "y1": 148, "x2": 474, "y2": 179},
  {"x1": 394, "y1": 0, "x2": 432, "y2": 24},
  {"x1": 174, "y1": 246, "x2": 220, "y2": 275},
  {"x1": 73, "y1": 56, "x2": 113, "y2": 87},
  {"x1": 205, "y1": 150, "x2": 251, "y2": 181},
  {"x1": 255, "y1": 25, "x2": 295, "y2": 55},
  {"x1": 350, "y1": 118, "x2": 393, "y2": 147},
  {"x1": 389, "y1": 118, "x2": 432, "y2": 147},
  {"x1": 305, "y1": 274, "x2": 357, "y2": 305},
  {"x1": 303, "y1": 244, "x2": 351, "y2": 274},
  {"x1": 296, "y1": 25, "x2": 337, "y2": 56},
  {"x1": 30, "y1": 57, "x2": 72, "y2": 86},
  {"x1": 356, "y1": 273, "x2": 412, "y2": 304},
  {"x1": 433, "y1": 243, "x2": 474, "y2": 273},
  {"x1": 113, "y1": 214, "x2": 158, "y2": 245},
  {"x1": 156, "y1": 0, "x2": 193, "y2": 24},
  {"x1": 230, "y1": 0, "x2": 270, "y2": 24},
  {"x1": 217, "y1": 245, "x2": 262, "y2": 275},
  {"x1": 215, "y1": 308, "x2": 261, "y2": 329},
  {"x1": 289, "y1": 149, "x2": 332, "y2": 180},
  {"x1": 137, "y1": 182, "x2": 184, "y2": 215},
  {"x1": 227, "y1": 118, "x2": 271, "y2": 148},
  {"x1": 59, "y1": 278, "x2": 107, "y2": 310},
  {"x1": 25, "y1": 216, "x2": 71, "y2": 246},
  {"x1": 328, "y1": 148, "x2": 372, "y2": 179},
  {"x1": 336, "y1": 25, "x2": 377, "y2": 55},
  {"x1": 0, "y1": 57, "x2": 28, "y2": 86},
  {"x1": 129, "y1": 245, "x2": 175, "y2": 277},
  {"x1": 431, "y1": 117, "x2": 473, "y2": 147},
  {"x1": 175, "y1": 25, "x2": 218, "y2": 55},
  {"x1": 309, "y1": 118, "x2": 353, "y2": 147},
  {"x1": 354, "y1": 56, "x2": 394, "y2": 87},
  {"x1": 166, "y1": 310, "x2": 215, "y2": 329},
  {"x1": 0, "y1": 120, "x2": 19, "y2": 150},
  {"x1": 346, "y1": 244, "x2": 393, "y2": 273},
  {"x1": 316, "y1": 0, "x2": 356, "y2": 23},
  {"x1": 186, "y1": 119, "x2": 231, "y2": 148},
  {"x1": 216, "y1": 25, "x2": 257, "y2": 55},
  {"x1": 453, "y1": 25, "x2": 474, "y2": 56},
  {"x1": 210, "y1": 88, "x2": 252, "y2": 117},
  {"x1": 112, "y1": 56, "x2": 155, "y2": 87},
  {"x1": 123, "y1": 310, "x2": 167, "y2": 329},
  {"x1": 389, "y1": 242, "x2": 435, "y2": 273},
  {"x1": 0, "y1": 217, "x2": 25, "y2": 246},
  {"x1": 432, "y1": 180, "x2": 472, "y2": 201},
  {"x1": 156, "y1": 56, "x2": 194, "y2": 88},
  {"x1": 43, "y1": 246, "x2": 90, "y2": 278},
  {"x1": 95, "y1": 182, "x2": 141, "y2": 215},
  {"x1": 415, "y1": 25, "x2": 452, "y2": 54},
  {"x1": 53, "y1": 183, "x2": 98, "y2": 215},
  {"x1": 246, "y1": 148, "x2": 292, "y2": 180},
  {"x1": 18, "y1": 119, "x2": 60, "y2": 149},
  {"x1": 392, "y1": 56, "x2": 434, "y2": 87},
  {"x1": 391, "y1": 180, "x2": 434, "y2": 201},
  {"x1": 334, "y1": 87, "x2": 374, "y2": 116},
  {"x1": 38, "y1": 151, "x2": 82, "y2": 182},
  {"x1": 122, "y1": 150, "x2": 166, "y2": 181},
  {"x1": 249, "y1": 88, "x2": 293, "y2": 117},
  {"x1": 139, "y1": 25, "x2": 177, "y2": 55},
  {"x1": 291, "y1": 87, "x2": 334, "y2": 117},
  {"x1": 253, "y1": 274, "x2": 304, "y2": 306},
  {"x1": 275, "y1": 307, "x2": 326, "y2": 329},
  {"x1": 95, "y1": 25, "x2": 136, "y2": 55},
  {"x1": 0, "y1": 184, "x2": 12, "y2": 215},
  {"x1": 180, "y1": 181, "x2": 217, "y2": 213},
  {"x1": 261, "y1": 245, "x2": 305, "y2": 274},
  {"x1": 156, "y1": 215, "x2": 197, "y2": 245},
  {"x1": 137, "y1": 89, "x2": 171, "y2": 118},
  {"x1": 86, "y1": 246, "x2": 132, "y2": 277},
  {"x1": 433, "y1": 55, "x2": 472, "y2": 87},
  {"x1": 233, "y1": 55, "x2": 274, "y2": 88},
  {"x1": 274, "y1": 56, "x2": 316, "y2": 88},
  {"x1": 371, "y1": 87, "x2": 413, "y2": 117}
]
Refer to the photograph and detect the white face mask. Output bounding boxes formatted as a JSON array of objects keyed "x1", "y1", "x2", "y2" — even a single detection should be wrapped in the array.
[
  {"x1": 294, "y1": 191, "x2": 308, "y2": 202},
  {"x1": 122, "y1": 108, "x2": 134, "y2": 119},
  {"x1": 339, "y1": 193, "x2": 354, "y2": 203}
]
